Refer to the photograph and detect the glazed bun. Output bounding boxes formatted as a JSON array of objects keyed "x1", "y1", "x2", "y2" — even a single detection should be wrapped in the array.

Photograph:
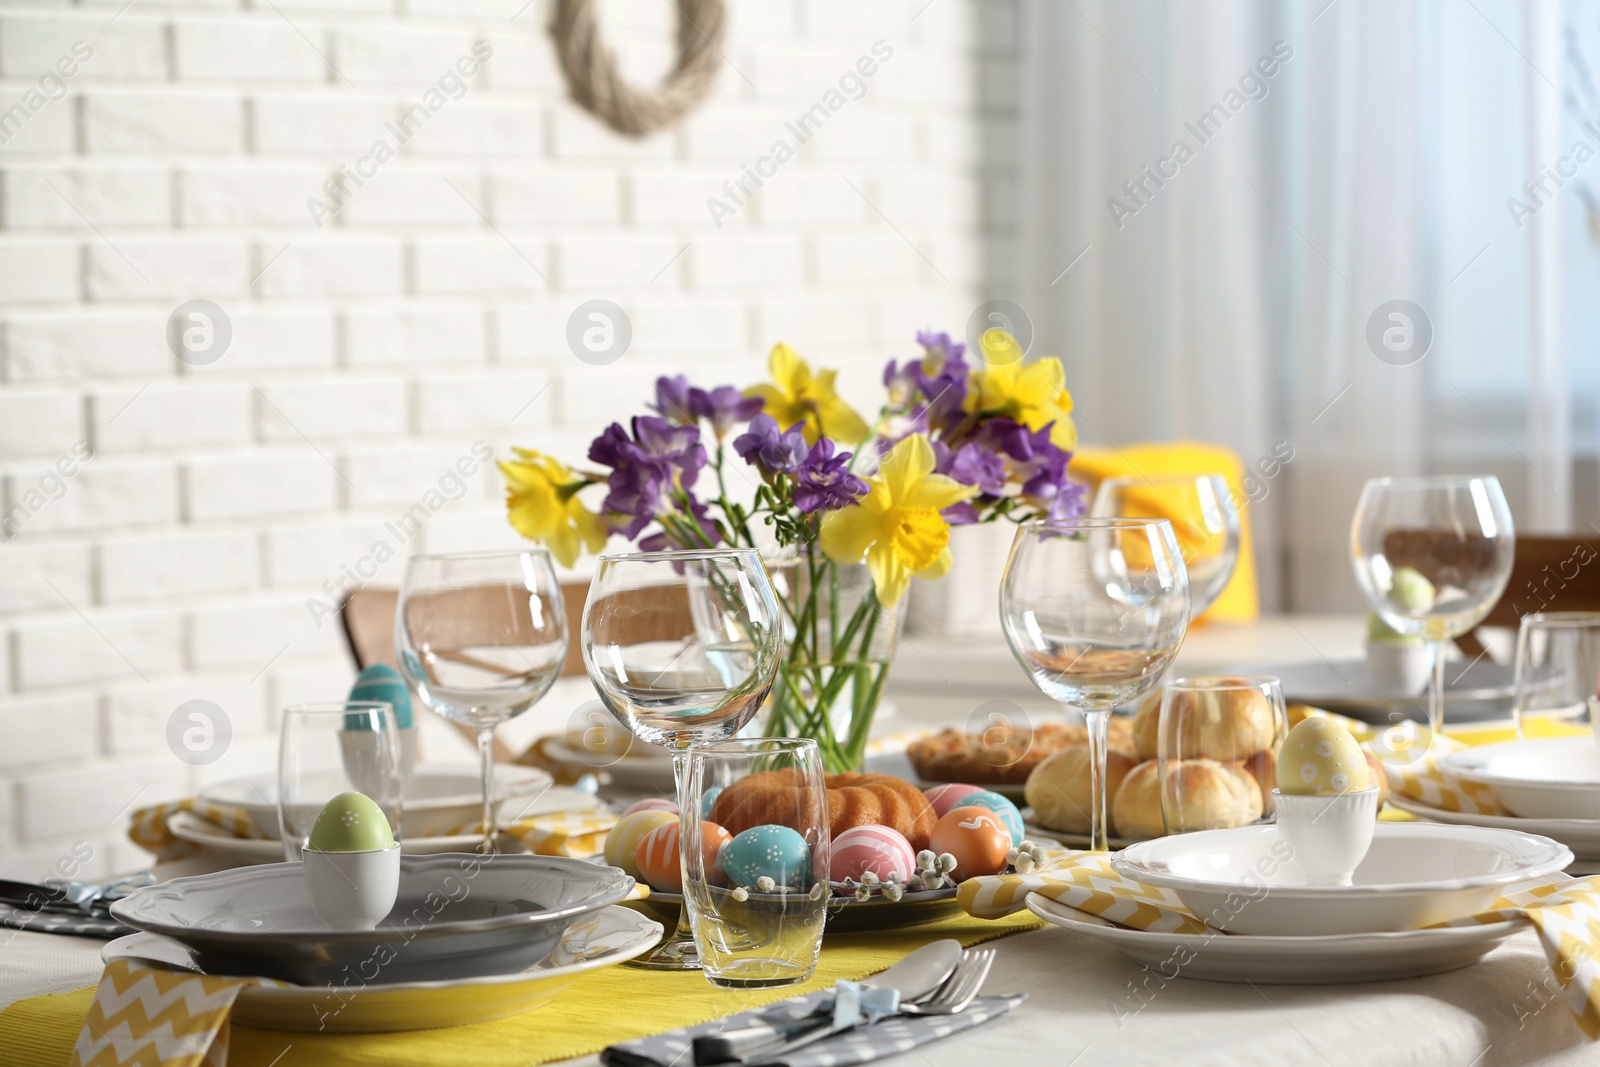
[
  {"x1": 1131, "y1": 691, "x2": 1162, "y2": 761},
  {"x1": 1149, "y1": 679, "x2": 1278, "y2": 761},
  {"x1": 1241, "y1": 747, "x2": 1278, "y2": 816},
  {"x1": 1111, "y1": 758, "x2": 1264, "y2": 840},
  {"x1": 1024, "y1": 743, "x2": 1138, "y2": 836}
]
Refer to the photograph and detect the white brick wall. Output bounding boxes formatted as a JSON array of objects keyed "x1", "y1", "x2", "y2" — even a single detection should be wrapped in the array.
[{"x1": 0, "y1": 0, "x2": 1006, "y2": 877}]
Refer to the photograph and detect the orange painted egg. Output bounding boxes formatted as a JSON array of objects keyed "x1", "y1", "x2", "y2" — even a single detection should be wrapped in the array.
[
  {"x1": 603, "y1": 810, "x2": 676, "y2": 878},
  {"x1": 929, "y1": 806, "x2": 1012, "y2": 878},
  {"x1": 636, "y1": 820, "x2": 733, "y2": 892}
]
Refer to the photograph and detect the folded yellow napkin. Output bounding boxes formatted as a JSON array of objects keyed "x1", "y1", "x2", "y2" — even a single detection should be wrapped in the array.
[
  {"x1": 451, "y1": 810, "x2": 618, "y2": 859},
  {"x1": 960, "y1": 850, "x2": 1600, "y2": 1037},
  {"x1": 69, "y1": 958, "x2": 284, "y2": 1067},
  {"x1": 128, "y1": 801, "x2": 272, "y2": 863}
]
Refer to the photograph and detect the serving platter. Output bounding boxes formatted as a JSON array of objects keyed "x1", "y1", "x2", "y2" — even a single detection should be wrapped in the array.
[
  {"x1": 1025, "y1": 893, "x2": 1525, "y2": 984},
  {"x1": 103, "y1": 905, "x2": 661, "y2": 1032}
]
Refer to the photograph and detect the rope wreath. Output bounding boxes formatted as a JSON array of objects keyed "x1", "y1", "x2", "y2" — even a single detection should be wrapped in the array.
[{"x1": 551, "y1": 0, "x2": 728, "y2": 138}]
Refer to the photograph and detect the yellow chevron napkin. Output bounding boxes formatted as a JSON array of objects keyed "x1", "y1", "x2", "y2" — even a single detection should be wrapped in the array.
[
  {"x1": 127, "y1": 801, "x2": 271, "y2": 863},
  {"x1": 450, "y1": 810, "x2": 618, "y2": 858},
  {"x1": 68, "y1": 958, "x2": 285, "y2": 1067}
]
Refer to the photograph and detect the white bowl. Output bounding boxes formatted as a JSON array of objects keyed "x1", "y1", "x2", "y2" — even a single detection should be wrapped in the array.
[
  {"x1": 1112, "y1": 823, "x2": 1571, "y2": 936},
  {"x1": 1441, "y1": 737, "x2": 1600, "y2": 819},
  {"x1": 198, "y1": 764, "x2": 551, "y2": 839}
]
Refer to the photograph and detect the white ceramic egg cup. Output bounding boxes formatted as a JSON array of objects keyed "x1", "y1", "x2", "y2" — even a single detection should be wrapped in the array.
[
  {"x1": 1272, "y1": 787, "x2": 1379, "y2": 887},
  {"x1": 303, "y1": 843, "x2": 401, "y2": 930}
]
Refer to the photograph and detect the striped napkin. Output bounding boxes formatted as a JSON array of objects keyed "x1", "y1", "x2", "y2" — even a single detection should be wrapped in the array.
[
  {"x1": 1374, "y1": 734, "x2": 1509, "y2": 815},
  {"x1": 127, "y1": 800, "x2": 271, "y2": 863}
]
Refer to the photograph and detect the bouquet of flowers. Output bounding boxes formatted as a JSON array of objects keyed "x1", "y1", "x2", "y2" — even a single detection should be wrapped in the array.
[{"x1": 499, "y1": 328, "x2": 1085, "y2": 772}]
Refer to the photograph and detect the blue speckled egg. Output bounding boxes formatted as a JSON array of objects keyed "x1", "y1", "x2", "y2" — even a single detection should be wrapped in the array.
[
  {"x1": 699, "y1": 786, "x2": 724, "y2": 819},
  {"x1": 349, "y1": 664, "x2": 413, "y2": 729},
  {"x1": 718, "y1": 824, "x2": 810, "y2": 889},
  {"x1": 959, "y1": 790, "x2": 1025, "y2": 846}
]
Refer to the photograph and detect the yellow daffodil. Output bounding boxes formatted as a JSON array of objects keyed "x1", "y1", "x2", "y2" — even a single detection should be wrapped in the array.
[
  {"x1": 819, "y1": 434, "x2": 977, "y2": 608},
  {"x1": 965, "y1": 329, "x2": 1078, "y2": 450},
  {"x1": 745, "y1": 343, "x2": 869, "y2": 446},
  {"x1": 497, "y1": 450, "x2": 607, "y2": 567}
]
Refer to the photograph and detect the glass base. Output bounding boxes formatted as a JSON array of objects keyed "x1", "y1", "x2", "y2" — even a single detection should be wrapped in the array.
[
  {"x1": 626, "y1": 931, "x2": 702, "y2": 971},
  {"x1": 706, "y1": 971, "x2": 810, "y2": 990}
]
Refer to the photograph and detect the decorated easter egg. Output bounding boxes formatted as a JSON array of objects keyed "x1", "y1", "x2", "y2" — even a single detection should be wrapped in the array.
[
  {"x1": 700, "y1": 785, "x2": 724, "y2": 819},
  {"x1": 719, "y1": 824, "x2": 810, "y2": 889},
  {"x1": 636, "y1": 820, "x2": 733, "y2": 892},
  {"x1": 923, "y1": 783, "x2": 982, "y2": 818},
  {"x1": 930, "y1": 806, "x2": 1012, "y2": 878},
  {"x1": 603, "y1": 810, "x2": 676, "y2": 878},
  {"x1": 622, "y1": 798, "x2": 678, "y2": 818},
  {"x1": 308, "y1": 792, "x2": 395, "y2": 852},
  {"x1": 955, "y1": 790, "x2": 1025, "y2": 846},
  {"x1": 1278, "y1": 717, "x2": 1371, "y2": 796},
  {"x1": 348, "y1": 663, "x2": 413, "y2": 729},
  {"x1": 829, "y1": 824, "x2": 915, "y2": 884}
]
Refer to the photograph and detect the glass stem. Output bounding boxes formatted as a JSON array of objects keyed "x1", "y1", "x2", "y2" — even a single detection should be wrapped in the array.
[
  {"x1": 1084, "y1": 708, "x2": 1110, "y2": 853},
  {"x1": 1428, "y1": 638, "x2": 1447, "y2": 749},
  {"x1": 668, "y1": 750, "x2": 695, "y2": 945},
  {"x1": 478, "y1": 726, "x2": 497, "y2": 855}
]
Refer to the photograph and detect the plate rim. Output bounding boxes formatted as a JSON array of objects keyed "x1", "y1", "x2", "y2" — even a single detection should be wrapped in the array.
[
  {"x1": 164, "y1": 809, "x2": 512, "y2": 859},
  {"x1": 1388, "y1": 793, "x2": 1600, "y2": 833},
  {"x1": 197, "y1": 763, "x2": 554, "y2": 813},
  {"x1": 1441, "y1": 737, "x2": 1600, "y2": 791}
]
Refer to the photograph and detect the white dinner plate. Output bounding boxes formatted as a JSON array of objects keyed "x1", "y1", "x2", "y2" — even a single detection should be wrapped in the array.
[
  {"x1": 1388, "y1": 793, "x2": 1600, "y2": 861},
  {"x1": 543, "y1": 738, "x2": 677, "y2": 789},
  {"x1": 1024, "y1": 893, "x2": 1525, "y2": 984},
  {"x1": 1440, "y1": 737, "x2": 1600, "y2": 819},
  {"x1": 1113, "y1": 823, "x2": 1572, "y2": 936},
  {"x1": 102, "y1": 904, "x2": 661, "y2": 1032},
  {"x1": 198, "y1": 764, "x2": 555, "y2": 839},
  {"x1": 166, "y1": 810, "x2": 523, "y2": 864}
]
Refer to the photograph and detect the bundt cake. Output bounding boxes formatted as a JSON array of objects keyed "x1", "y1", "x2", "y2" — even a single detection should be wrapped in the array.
[{"x1": 709, "y1": 771, "x2": 937, "y2": 851}]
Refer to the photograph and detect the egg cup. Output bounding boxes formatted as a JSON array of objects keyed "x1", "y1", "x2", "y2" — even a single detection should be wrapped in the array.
[
  {"x1": 303, "y1": 843, "x2": 401, "y2": 931},
  {"x1": 1365, "y1": 640, "x2": 1433, "y2": 695},
  {"x1": 1272, "y1": 787, "x2": 1380, "y2": 887}
]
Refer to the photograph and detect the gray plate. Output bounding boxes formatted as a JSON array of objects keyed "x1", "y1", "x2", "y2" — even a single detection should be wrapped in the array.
[
  {"x1": 110, "y1": 854, "x2": 633, "y2": 985},
  {"x1": 1236, "y1": 658, "x2": 1520, "y2": 725}
]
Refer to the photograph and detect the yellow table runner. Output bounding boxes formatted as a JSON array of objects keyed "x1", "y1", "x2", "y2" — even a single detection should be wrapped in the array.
[{"x1": 0, "y1": 911, "x2": 1042, "y2": 1067}]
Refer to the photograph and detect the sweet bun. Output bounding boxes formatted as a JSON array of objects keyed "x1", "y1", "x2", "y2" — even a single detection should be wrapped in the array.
[
  {"x1": 1362, "y1": 748, "x2": 1390, "y2": 808},
  {"x1": 1024, "y1": 743, "x2": 1138, "y2": 835},
  {"x1": 1146, "y1": 679, "x2": 1278, "y2": 761},
  {"x1": 1111, "y1": 758, "x2": 1264, "y2": 840},
  {"x1": 907, "y1": 720, "x2": 1138, "y2": 786},
  {"x1": 1241, "y1": 747, "x2": 1278, "y2": 816},
  {"x1": 1131, "y1": 691, "x2": 1161, "y2": 761}
]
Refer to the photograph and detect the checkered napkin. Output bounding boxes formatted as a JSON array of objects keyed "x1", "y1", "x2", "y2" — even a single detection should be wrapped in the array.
[
  {"x1": 127, "y1": 800, "x2": 271, "y2": 863},
  {"x1": 600, "y1": 986, "x2": 1027, "y2": 1067}
]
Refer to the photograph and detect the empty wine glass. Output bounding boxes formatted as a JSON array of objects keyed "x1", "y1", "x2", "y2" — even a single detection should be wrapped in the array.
[
  {"x1": 1000, "y1": 519, "x2": 1191, "y2": 851},
  {"x1": 1091, "y1": 474, "x2": 1240, "y2": 618},
  {"x1": 1351, "y1": 476, "x2": 1515, "y2": 749},
  {"x1": 395, "y1": 549, "x2": 568, "y2": 854},
  {"x1": 583, "y1": 547, "x2": 783, "y2": 971}
]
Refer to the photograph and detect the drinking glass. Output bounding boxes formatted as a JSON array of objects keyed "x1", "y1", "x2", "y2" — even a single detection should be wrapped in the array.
[
  {"x1": 1000, "y1": 519, "x2": 1191, "y2": 852},
  {"x1": 395, "y1": 549, "x2": 568, "y2": 854},
  {"x1": 1157, "y1": 676, "x2": 1287, "y2": 835},
  {"x1": 1512, "y1": 612, "x2": 1600, "y2": 738},
  {"x1": 1092, "y1": 474, "x2": 1241, "y2": 618},
  {"x1": 278, "y1": 701, "x2": 402, "y2": 861},
  {"x1": 681, "y1": 738, "x2": 828, "y2": 988},
  {"x1": 583, "y1": 547, "x2": 784, "y2": 971},
  {"x1": 1351, "y1": 476, "x2": 1515, "y2": 748}
]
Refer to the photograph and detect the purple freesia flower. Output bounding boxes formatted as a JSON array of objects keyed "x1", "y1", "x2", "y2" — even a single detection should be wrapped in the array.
[
  {"x1": 639, "y1": 496, "x2": 722, "y2": 551},
  {"x1": 649, "y1": 375, "x2": 697, "y2": 425},
  {"x1": 916, "y1": 330, "x2": 966, "y2": 364},
  {"x1": 693, "y1": 385, "x2": 763, "y2": 438},
  {"x1": 587, "y1": 417, "x2": 708, "y2": 539},
  {"x1": 733, "y1": 414, "x2": 808, "y2": 476},
  {"x1": 944, "y1": 442, "x2": 1007, "y2": 495},
  {"x1": 792, "y1": 438, "x2": 868, "y2": 513}
]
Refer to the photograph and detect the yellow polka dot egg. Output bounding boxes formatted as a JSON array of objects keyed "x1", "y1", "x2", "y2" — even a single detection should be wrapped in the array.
[{"x1": 1277, "y1": 717, "x2": 1371, "y2": 795}]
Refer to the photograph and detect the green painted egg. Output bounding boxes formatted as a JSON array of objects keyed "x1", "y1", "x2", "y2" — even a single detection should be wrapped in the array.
[{"x1": 308, "y1": 792, "x2": 396, "y2": 852}]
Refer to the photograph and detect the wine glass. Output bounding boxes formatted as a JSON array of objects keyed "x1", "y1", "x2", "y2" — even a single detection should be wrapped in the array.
[
  {"x1": 1091, "y1": 474, "x2": 1240, "y2": 619},
  {"x1": 583, "y1": 547, "x2": 783, "y2": 971},
  {"x1": 1351, "y1": 476, "x2": 1515, "y2": 749},
  {"x1": 395, "y1": 549, "x2": 568, "y2": 854},
  {"x1": 1000, "y1": 519, "x2": 1191, "y2": 851},
  {"x1": 1511, "y1": 612, "x2": 1600, "y2": 738}
]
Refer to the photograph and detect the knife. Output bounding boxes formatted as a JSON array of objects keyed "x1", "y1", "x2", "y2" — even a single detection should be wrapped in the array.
[{"x1": 691, "y1": 939, "x2": 963, "y2": 1065}]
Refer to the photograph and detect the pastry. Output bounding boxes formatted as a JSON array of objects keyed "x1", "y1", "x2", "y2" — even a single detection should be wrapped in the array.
[
  {"x1": 710, "y1": 770, "x2": 936, "y2": 851},
  {"x1": 1111, "y1": 758, "x2": 1263, "y2": 840},
  {"x1": 1023, "y1": 743, "x2": 1138, "y2": 836},
  {"x1": 1131, "y1": 679, "x2": 1277, "y2": 762},
  {"x1": 907, "y1": 719, "x2": 1135, "y2": 786}
]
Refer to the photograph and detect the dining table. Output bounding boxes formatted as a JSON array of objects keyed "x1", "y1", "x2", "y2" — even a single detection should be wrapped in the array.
[{"x1": 2, "y1": 614, "x2": 1596, "y2": 1067}]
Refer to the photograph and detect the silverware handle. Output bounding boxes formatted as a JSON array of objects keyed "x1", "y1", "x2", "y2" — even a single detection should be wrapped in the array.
[{"x1": 692, "y1": 1016, "x2": 833, "y2": 1065}]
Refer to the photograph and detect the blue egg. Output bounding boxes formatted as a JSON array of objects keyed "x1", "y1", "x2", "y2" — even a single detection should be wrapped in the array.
[
  {"x1": 349, "y1": 663, "x2": 414, "y2": 730},
  {"x1": 719, "y1": 825, "x2": 810, "y2": 889},
  {"x1": 699, "y1": 786, "x2": 724, "y2": 819},
  {"x1": 960, "y1": 790, "x2": 1025, "y2": 846}
]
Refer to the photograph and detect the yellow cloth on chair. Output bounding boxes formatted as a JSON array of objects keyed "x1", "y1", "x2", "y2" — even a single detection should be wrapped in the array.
[{"x1": 1069, "y1": 441, "x2": 1263, "y2": 623}]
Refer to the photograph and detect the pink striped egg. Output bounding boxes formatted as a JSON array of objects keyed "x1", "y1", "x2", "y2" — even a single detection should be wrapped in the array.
[
  {"x1": 828, "y1": 824, "x2": 915, "y2": 884},
  {"x1": 622, "y1": 798, "x2": 679, "y2": 817},
  {"x1": 923, "y1": 783, "x2": 983, "y2": 818},
  {"x1": 636, "y1": 820, "x2": 732, "y2": 893}
]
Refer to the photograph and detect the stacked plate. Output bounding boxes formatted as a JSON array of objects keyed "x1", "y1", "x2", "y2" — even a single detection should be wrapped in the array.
[
  {"x1": 1028, "y1": 822, "x2": 1571, "y2": 984},
  {"x1": 107, "y1": 854, "x2": 656, "y2": 1032},
  {"x1": 1395, "y1": 737, "x2": 1600, "y2": 861}
]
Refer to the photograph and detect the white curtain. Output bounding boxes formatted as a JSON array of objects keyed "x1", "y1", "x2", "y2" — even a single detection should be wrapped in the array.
[{"x1": 1016, "y1": 0, "x2": 1600, "y2": 613}]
